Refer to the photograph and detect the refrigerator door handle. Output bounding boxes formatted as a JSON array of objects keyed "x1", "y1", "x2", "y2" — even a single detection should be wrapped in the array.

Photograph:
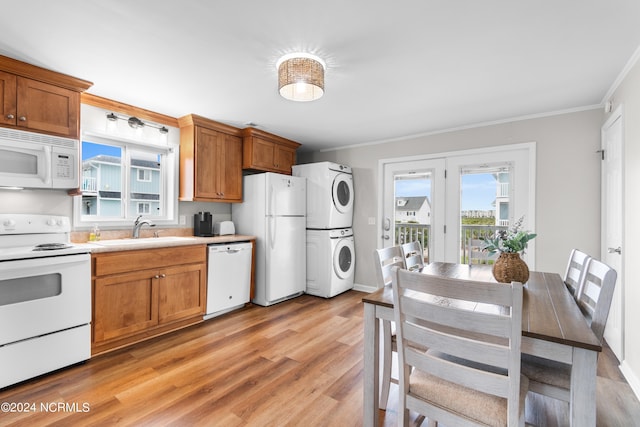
[
  {"x1": 268, "y1": 183, "x2": 277, "y2": 250},
  {"x1": 269, "y1": 215, "x2": 276, "y2": 250}
]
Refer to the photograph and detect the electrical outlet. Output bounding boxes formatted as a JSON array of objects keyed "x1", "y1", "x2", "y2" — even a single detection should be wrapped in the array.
[
  {"x1": 368, "y1": 217, "x2": 376, "y2": 225},
  {"x1": 179, "y1": 215, "x2": 186, "y2": 225}
]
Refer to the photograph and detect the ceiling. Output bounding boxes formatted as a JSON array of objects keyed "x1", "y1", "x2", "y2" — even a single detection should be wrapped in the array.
[{"x1": 2, "y1": 1, "x2": 639, "y2": 152}]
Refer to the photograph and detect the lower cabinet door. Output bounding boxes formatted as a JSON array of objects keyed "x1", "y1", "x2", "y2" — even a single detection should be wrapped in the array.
[
  {"x1": 158, "y1": 263, "x2": 206, "y2": 324},
  {"x1": 93, "y1": 270, "x2": 159, "y2": 343}
]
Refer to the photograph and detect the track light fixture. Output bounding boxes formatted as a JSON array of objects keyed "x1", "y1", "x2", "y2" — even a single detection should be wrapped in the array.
[{"x1": 106, "y1": 112, "x2": 169, "y2": 134}]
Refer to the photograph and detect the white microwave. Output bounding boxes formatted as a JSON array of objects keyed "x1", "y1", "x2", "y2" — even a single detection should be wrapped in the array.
[{"x1": 0, "y1": 128, "x2": 79, "y2": 189}]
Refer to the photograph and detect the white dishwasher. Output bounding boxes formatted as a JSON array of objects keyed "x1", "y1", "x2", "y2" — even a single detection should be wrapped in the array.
[{"x1": 205, "y1": 241, "x2": 253, "y2": 320}]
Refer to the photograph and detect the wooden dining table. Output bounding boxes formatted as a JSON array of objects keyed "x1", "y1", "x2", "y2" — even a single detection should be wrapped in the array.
[{"x1": 362, "y1": 262, "x2": 602, "y2": 427}]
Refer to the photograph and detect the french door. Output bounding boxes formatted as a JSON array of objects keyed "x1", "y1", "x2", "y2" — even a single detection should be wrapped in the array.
[
  {"x1": 380, "y1": 144, "x2": 535, "y2": 266},
  {"x1": 381, "y1": 159, "x2": 446, "y2": 262}
]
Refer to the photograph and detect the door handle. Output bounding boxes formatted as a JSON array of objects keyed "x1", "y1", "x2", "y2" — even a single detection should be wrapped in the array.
[
  {"x1": 382, "y1": 235, "x2": 390, "y2": 240},
  {"x1": 383, "y1": 218, "x2": 391, "y2": 231},
  {"x1": 607, "y1": 247, "x2": 622, "y2": 254}
]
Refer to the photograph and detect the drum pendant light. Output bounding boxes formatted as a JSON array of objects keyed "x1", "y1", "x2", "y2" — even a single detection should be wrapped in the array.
[{"x1": 277, "y1": 53, "x2": 325, "y2": 102}]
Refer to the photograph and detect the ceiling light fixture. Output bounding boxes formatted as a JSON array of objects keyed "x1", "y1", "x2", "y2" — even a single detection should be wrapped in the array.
[
  {"x1": 105, "y1": 113, "x2": 169, "y2": 134},
  {"x1": 276, "y1": 53, "x2": 325, "y2": 102}
]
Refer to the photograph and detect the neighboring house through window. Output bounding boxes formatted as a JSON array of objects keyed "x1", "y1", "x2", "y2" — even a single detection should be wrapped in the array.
[{"x1": 395, "y1": 196, "x2": 431, "y2": 224}]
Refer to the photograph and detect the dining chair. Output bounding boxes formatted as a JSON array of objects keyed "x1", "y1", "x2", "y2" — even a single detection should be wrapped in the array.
[
  {"x1": 391, "y1": 266, "x2": 528, "y2": 427},
  {"x1": 563, "y1": 248, "x2": 591, "y2": 299},
  {"x1": 467, "y1": 238, "x2": 489, "y2": 265},
  {"x1": 401, "y1": 240, "x2": 425, "y2": 271},
  {"x1": 522, "y1": 257, "x2": 617, "y2": 402},
  {"x1": 373, "y1": 246, "x2": 406, "y2": 409}
]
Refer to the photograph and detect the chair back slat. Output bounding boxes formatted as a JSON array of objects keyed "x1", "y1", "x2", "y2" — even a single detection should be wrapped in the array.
[
  {"x1": 576, "y1": 258, "x2": 617, "y2": 341},
  {"x1": 373, "y1": 246, "x2": 405, "y2": 287},
  {"x1": 564, "y1": 249, "x2": 591, "y2": 298},
  {"x1": 401, "y1": 240, "x2": 425, "y2": 271}
]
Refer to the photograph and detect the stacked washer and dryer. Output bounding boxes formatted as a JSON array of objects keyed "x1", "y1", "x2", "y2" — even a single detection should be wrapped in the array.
[{"x1": 292, "y1": 162, "x2": 355, "y2": 298}]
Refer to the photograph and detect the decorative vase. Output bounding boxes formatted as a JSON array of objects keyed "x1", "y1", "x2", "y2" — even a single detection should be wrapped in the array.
[{"x1": 492, "y1": 252, "x2": 529, "y2": 284}]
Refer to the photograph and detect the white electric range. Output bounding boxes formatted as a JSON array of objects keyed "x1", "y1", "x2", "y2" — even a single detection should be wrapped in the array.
[{"x1": 0, "y1": 214, "x2": 91, "y2": 389}]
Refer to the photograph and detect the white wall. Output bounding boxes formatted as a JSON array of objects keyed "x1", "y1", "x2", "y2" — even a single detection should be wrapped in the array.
[
  {"x1": 605, "y1": 56, "x2": 640, "y2": 395},
  {"x1": 301, "y1": 109, "x2": 603, "y2": 290}
]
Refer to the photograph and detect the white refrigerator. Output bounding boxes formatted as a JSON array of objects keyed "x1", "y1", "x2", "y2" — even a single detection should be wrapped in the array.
[{"x1": 232, "y1": 173, "x2": 306, "y2": 306}]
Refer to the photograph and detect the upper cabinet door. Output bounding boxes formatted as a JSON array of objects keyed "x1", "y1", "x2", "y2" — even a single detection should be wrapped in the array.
[
  {"x1": 194, "y1": 126, "x2": 221, "y2": 200},
  {"x1": 0, "y1": 71, "x2": 17, "y2": 126},
  {"x1": 242, "y1": 128, "x2": 300, "y2": 175},
  {"x1": 273, "y1": 144, "x2": 297, "y2": 174},
  {"x1": 218, "y1": 133, "x2": 243, "y2": 202},
  {"x1": 179, "y1": 114, "x2": 244, "y2": 203},
  {"x1": 17, "y1": 77, "x2": 80, "y2": 138}
]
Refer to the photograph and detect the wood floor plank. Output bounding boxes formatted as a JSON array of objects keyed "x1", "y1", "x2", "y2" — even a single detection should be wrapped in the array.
[{"x1": 0, "y1": 291, "x2": 638, "y2": 426}]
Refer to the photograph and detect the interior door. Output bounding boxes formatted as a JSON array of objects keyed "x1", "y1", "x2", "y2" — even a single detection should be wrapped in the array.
[
  {"x1": 601, "y1": 108, "x2": 624, "y2": 361},
  {"x1": 381, "y1": 159, "x2": 446, "y2": 263}
]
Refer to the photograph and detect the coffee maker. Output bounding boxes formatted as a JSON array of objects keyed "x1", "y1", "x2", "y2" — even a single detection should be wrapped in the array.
[{"x1": 193, "y1": 211, "x2": 214, "y2": 236}]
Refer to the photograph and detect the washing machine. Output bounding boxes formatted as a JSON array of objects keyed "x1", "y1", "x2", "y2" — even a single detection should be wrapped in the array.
[
  {"x1": 305, "y1": 228, "x2": 355, "y2": 298},
  {"x1": 292, "y1": 162, "x2": 354, "y2": 229}
]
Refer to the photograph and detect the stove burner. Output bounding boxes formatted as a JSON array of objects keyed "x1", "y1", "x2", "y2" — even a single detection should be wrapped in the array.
[{"x1": 33, "y1": 243, "x2": 73, "y2": 251}]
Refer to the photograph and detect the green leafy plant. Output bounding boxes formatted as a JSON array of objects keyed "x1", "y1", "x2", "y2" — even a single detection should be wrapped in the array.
[{"x1": 482, "y1": 216, "x2": 536, "y2": 255}]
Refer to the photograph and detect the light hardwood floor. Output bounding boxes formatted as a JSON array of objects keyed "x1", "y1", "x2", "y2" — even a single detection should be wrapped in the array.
[{"x1": 0, "y1": 290, "x2": 638, "y2": 426}]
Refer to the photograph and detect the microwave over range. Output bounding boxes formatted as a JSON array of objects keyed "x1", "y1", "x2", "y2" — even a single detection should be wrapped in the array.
[{"x1": 0, "y1": 128, "x2": 79, "y2": 189}]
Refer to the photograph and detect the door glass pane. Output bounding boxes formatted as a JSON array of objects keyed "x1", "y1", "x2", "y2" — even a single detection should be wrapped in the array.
[
  {"x1": 460, "y1": 166, "x2": 510, "y2": 264},
  {"x1": 394, "y1": 172, "x2": 431, "y2": 263},
  {"x1": 81, "y1": 141, "x2": 122, "y2": 217}
]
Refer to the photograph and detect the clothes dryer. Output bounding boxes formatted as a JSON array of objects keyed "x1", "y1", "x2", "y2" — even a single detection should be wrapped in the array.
[
  {"x1": 292, "y1": 162, "x2": 354, "y2": 229},
  {"x1": 305, "y1": 228, "x2": 355, "y2": 298}
]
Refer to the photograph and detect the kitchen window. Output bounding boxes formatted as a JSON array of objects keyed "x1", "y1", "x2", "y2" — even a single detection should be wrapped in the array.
[{"x1": 73, "y1": 104, "x2": 179, "y2": 228}]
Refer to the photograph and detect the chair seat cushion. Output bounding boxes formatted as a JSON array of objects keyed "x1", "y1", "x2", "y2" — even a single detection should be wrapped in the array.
[
  {"x1": 521, "y1": 353, "x2": 570, "y2": 390},
  {"x1": 409, "y1": 352, "x2": 528, "y2": 427}
]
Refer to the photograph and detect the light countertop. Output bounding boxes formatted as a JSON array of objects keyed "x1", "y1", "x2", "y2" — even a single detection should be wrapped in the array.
[{"x1": 80, "y1": 234, "x2": 256, "y2": 253}]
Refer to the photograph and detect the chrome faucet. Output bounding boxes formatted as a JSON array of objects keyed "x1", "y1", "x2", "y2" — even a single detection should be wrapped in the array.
[{"x1": 132, "y1": 215, "x2": 155, "y2": 238}]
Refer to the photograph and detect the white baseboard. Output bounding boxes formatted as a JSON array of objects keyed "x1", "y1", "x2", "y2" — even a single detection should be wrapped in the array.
[
  {"x1": 353, "y1": 283, "x2": 377, "y2": 293},
  {"x1": 619, "y1": 360, "x2": 640, "y2": 401}
]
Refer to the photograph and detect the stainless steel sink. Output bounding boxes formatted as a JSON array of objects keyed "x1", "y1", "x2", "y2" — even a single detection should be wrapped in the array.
[{"x1": 94, "y1": 236, "x2": 195, "y2": 246}]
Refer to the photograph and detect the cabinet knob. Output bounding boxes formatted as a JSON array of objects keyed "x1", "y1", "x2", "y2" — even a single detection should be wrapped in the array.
[
  {"x1": 19, "y1": 116, "x2": 26, "y2": 121},
  {"x1": 6, "y1": 114, "x2": 14, "y2": 120},
  {"x1": 154, "y1": 275, "x2": 160, "y2": 279},
  {"x1": 160, "y1": 274, "x2": 166, "y2": 278}
]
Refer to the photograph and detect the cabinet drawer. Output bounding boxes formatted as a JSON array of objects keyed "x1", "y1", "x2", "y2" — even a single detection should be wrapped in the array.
[{"x1": 94, "y1": 245, "x2": 206, "y2": 276}]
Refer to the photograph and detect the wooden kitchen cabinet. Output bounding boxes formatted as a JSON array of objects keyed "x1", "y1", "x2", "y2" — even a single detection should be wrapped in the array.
[
  {"x1": 93, "y1": 269, "x2": 159, "y2": 342},
  {"x1": 242, "y1": 127, "x2": 301, "y2": 175},
  {"x1": 0, "y1": 55, "x2": 92, "y2": 138},
  {"x1": 92, "y1": 245, "x2": 207, "y2": 355},
  {"x1": 178, "y1": 114, "x2": 243, "y2": 202}
]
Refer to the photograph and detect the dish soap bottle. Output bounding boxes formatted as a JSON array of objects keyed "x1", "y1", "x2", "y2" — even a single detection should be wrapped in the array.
[{"x1": 90, "y1": 224, "x2": 101, "y2": 242}]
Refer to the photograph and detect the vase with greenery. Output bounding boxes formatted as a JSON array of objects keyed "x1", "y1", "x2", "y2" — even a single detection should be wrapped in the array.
[{"x1": 482, "y1": 216, "x2": 536, "y2": 283}]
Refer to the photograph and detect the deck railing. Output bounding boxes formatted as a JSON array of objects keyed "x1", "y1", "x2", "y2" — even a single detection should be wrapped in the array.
[
  {"x1": 393, "y1": 223, "x2": 509, "y2": 265},
  {"x1": 81, "y1": 176, "x2": 97, "y2": 193},
  {"x1": 460, "y1": 224, "x2": 509, "y2": 264}
]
